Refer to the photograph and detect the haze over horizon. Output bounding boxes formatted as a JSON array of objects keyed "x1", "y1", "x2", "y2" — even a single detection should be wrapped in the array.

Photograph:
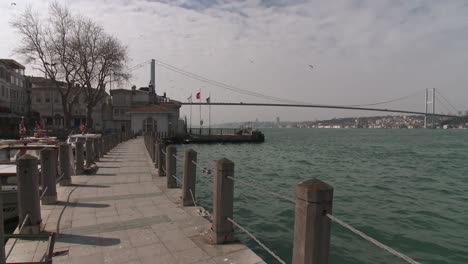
[{"x1": 1, "y1": 0, "x2": 468, "y2": 124}]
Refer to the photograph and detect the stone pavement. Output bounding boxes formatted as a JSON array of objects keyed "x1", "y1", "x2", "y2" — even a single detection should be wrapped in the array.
[{"x1": 5, "y1": 137, "x2": 264, "y2": 264}]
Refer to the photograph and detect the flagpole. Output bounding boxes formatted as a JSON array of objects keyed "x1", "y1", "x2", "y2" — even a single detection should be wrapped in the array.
[
  {"x1": 199, "y1": 88, "x2": 202, "y2": 135},
  {"x1": 209, "y1": 92, "x2": 211, "y2": 135},
  {"x1": 189, "y1": 94, "x2": 192, "y2": 133}
]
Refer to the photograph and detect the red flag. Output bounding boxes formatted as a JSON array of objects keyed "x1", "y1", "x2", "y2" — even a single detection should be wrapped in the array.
[{"x1": 196, "y1": 92, "x2": 201, "y2": 100}]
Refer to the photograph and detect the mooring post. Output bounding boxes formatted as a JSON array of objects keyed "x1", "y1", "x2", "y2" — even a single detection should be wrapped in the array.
[
  {"x1": 292, "y1": 179, "x2": 333, "y2": 264},
  {"x1": 157, "y1": 142, "x2": 165, "y2": 176},
  {"x1": 58, "y1": 143, "x2": 72, "y2": 186},
  {"x1": 99, "y1": 137, "x2": 104, "y2": 158},
  {"x1": 153, "y1": 140, "x2": 159, "y2": 168},
  {"x1": 182, "y1": 149, "x2": 197, "y2": 206},
  {"x1": 166, "y1": 145, "x2": 177, "y2": 188},
  {"x1": 86, "y1": 138, "x2": 94, "y2": 167},
  {"x1": 93, "y1": 138, "x2": 100, "y2": 162},
  {"x1": 211, "y1": 158, "x2": 235, "y2": 244},
  {"x1": 16, "y1": 154, "x2": 41, "y2": 234},
  {"x1": 0, "y1": 196, "x2": 5, "y2": 263},
  {"x1": 40, "y1": 148, "x2": 57, "y2": 205},
  {"x1": 75, "y1": 141, "x2": 84, "y2": 175}
]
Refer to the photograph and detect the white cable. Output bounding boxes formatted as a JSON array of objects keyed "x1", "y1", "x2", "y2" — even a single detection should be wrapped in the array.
[
  {"x1": 191, "y1": 160, "x2": 212, "y2": 176},
  {"x1": 172, "y1": 154, "x2": 183, "y2": 162},
  {"x1": 227, "y1": 217, "x2": 286, "y2": 264},
  {"x1": 171, "y1": 174, "x2": 182, "y2": 185},
  {"x1": 39, "y1": 186, "x2": 49, "y2": 200},
  {"x1": 327, "y1": 214, "x2": 419, "y2": 264},
  {"x1": 226, "y1": 176, "x2": 295, "y2": 203}
]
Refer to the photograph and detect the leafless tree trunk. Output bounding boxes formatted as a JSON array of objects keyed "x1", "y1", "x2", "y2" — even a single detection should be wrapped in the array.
[
  {"x1": 73, "y1": 18, "x2": 129, "y2": 129},
  {"x1": 11, "y1": 3, "x2": 82, "y2": 128}
]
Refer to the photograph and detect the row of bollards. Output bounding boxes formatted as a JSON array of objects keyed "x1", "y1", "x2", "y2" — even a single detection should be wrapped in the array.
[
  {"x1": 0, "y1": 132, "x2": 132, "y2": 263},
  {"x1": 144, "y1": 132, "x2": 334, "y2": 264}
]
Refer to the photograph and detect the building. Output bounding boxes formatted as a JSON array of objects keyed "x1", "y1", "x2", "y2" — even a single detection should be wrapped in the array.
[
  {"x1": 0, "y1": 59, "x2": 30, "y2": 137},
  {"x1": 29, "y1": 76, "x2": 112, "y2": 130},
  {"x1": 0, "y1": 59, "x2": 30, "y2": 115},
  {"x1": 111, "y1": 86, "x2": 183, "y2": 136}
]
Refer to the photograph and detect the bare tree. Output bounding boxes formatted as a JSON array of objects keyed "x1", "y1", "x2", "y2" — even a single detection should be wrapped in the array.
[
  {"x1": 73, "y1": 18, "x2": 129, "y2": 128},
  {"x1": 12, "y1": 2, "x2": 128, "y2": 129},
  {"x1": 11, "y1": 3, "x2": 82, "y2": 127}
]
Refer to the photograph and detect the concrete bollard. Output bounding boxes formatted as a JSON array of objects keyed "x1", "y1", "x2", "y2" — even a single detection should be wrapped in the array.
[
  {"x1": 86, "y1": 138, "x2": 94, "y2": 167},
  {"x1": 75, "y1": 141, "x2": 84, "y2": 174},
  {"x1": 99, "y1": 137, "x2": 104, "y2": 158},
  {"x1": 93, "y1": 138, "x2": 100, "y2": 162},
  {"x1": 16, "y1": 154, "x2": 42, "y2": 234},
  {"x1": 292, "y1": 179, "x2": 333, "y2": 264},
  {"x1": 58, "y1": 143, "x2": 72, "y2": 186},
  {"x1": 157, "y1": 142, "x2": 165, "y2": 176},
  {"x1": 211, "y1": 158, "x2": 235, "y2": 244},
  {"x1": 40, "y1": 148, "x2": 57, "y2": 204},
  {"x1": 0, "y1": 196, "x2": 5, "y2": 263},
  {"x1": 153, "y1": 141, "x2": 158, "y2": 168},
  {"x1": 166, "y1": 145, "x2": 177, "y2": 188},
  {"x1": 182, "y1": 149, "x2": 197, "y2": 206}
]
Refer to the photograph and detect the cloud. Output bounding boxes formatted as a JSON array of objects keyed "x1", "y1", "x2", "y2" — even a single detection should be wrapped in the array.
[{"x1": 1, "y1": 0, "x2": 468, "y2": 122}]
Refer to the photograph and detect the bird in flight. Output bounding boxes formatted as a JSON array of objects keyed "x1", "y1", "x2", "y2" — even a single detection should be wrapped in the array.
[
  {"x1": 308, "y1": 65, "x2": 313, "y2": 69},
  {"x1": 11, "y1": 2, "x2": 17, "y2": 5}
]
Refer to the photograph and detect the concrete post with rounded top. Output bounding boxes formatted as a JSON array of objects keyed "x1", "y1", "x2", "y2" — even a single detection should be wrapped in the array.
[
  {"x1": 166, "y1": 145, "x2": 177, "y2": 188},
  {"x1": 86, "y1": 138, "x2": 94, "y2": 167},
  {"x1": 292, "y1": 179, "x2": 333, "y2": 264},
  {"x1": 182, "y1": 149, "x2": 197, "y2": 206},
  {"x1": 211, "y1": 158, "x2": 235, "y2": 244},
  {"x1": 99, "y1": 137, "x2": 104, "y2": 158},
  {"x1": 16, "y1": 154, "x2": 41, "y2": 234},
  {"x1": 40, "y1": 148, "x2": 57, "y2": 204},
  {"x1": 75, "y1": 141, "x2": 84, "y2": 174},
  {"x1": 0, "y1": 196, "x2": 5, "y2": 263},
  {"x1": 153, "y1": 141, "x2": 159, "y2": 168},
  {"x1": 93, "y1": 138, "x2": 100, "y2": 162},
  {"x1": 157, "y1": 142, "x2": 165, "y2": 176},
  {"x1": 58, "y1": 143, "x2": 72, "y2": 186}
]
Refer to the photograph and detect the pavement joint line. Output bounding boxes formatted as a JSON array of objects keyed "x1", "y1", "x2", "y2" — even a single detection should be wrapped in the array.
[
  {"x1": 75, "y1": 192, "x2": 162, "y2": 203},
  {"x1": 60, "y1": 215, "x2": 171, "y2": 236}
]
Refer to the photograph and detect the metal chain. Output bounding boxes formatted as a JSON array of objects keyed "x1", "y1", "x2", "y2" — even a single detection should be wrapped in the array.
[
  {"x1": 226, "y1": 176, "x2": 295, "y2": 203},
  {"x1": 227, "y1": 217, "x2": 287, "y2": 264},
  {"x1": 6, "y1": 213, "x2": 30, "y2": 259},
  {"x1": 327, "y1": 214, "x2": 419, "y2": 264}
]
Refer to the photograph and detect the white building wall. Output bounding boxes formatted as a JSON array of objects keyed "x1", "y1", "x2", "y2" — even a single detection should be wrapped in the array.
[{"x1": 130, "y1": 113, "x2": 169, "y2": 134}]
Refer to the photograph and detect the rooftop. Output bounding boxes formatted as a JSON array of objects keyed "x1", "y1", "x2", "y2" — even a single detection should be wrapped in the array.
[{"x1": 0, "y1": 59, "x2": 25, "y2": 70}]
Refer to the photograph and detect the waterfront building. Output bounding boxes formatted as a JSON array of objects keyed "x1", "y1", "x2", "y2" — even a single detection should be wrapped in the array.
[
  {"x1": 0, "y1": 59, "x2": 30, "y2": 137},
  {"x1": 29, "y1": 76, "x2": 112, "y2": 130},
  {"x1": 111, "y1": 86, "x2": 183, "y2": 136}
]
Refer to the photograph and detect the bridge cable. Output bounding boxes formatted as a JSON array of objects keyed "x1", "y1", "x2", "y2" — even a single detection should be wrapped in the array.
[
  {"x1": 347, "y1": 89, "x2": 424, "y2": 107},
  {"x1": 435, "y1": 90, "x2": 460, "y2": 114},
  {"x1": 154, "y1": 59, "x2": 306, "y2": 104}
]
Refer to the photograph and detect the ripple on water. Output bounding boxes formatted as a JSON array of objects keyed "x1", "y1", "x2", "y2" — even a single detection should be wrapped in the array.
[{"x1": 182, "y1": 129, "x2": 468, "y2": 264}]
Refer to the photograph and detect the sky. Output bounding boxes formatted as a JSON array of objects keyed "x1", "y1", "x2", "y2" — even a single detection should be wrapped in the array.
[{"x1": 1, "y1": 0, "x2": 468, "y2": 124}]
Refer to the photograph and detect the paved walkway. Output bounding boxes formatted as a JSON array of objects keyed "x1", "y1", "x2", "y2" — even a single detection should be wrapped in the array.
[{"x1": 6, "y1": 137, "x2": 264, "y2": 264}]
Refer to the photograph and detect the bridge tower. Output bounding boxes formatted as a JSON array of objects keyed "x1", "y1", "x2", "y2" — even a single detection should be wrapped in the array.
[{"x1": 424, "y1": 88, "x2": 436, "y2": 128}]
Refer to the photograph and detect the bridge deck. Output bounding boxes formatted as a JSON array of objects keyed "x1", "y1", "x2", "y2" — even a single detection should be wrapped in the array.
[{"x1": 6, "y1": 138, "x2": 264, "y2": 264}]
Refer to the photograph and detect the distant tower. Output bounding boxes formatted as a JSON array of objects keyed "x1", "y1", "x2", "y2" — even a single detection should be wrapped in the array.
[
  {"x1": 149, "y1": 59, "x2": 157, "y2": 103},
  {"x1": 424, "y1": 88, "x2": 436, "y2": 128},
  {"x1": 276, "y1": 117, "x2": 280, "y2": 125}
]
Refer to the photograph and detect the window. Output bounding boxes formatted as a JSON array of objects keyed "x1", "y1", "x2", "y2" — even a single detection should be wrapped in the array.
[
  {"x1": 36, "y1": 94, "x2": 41, "y2": 103},
  {"x1": 0, "y1": 68, "x2": 4, "y2": 79},
  {"x1": 1, "y1": 86, "x2": 4, "y2": 97}
]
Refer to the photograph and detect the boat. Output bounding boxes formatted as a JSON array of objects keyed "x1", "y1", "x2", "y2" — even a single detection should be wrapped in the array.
[{"x1": 0, "y1": 140, "x2": 59, "y2": 222}]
